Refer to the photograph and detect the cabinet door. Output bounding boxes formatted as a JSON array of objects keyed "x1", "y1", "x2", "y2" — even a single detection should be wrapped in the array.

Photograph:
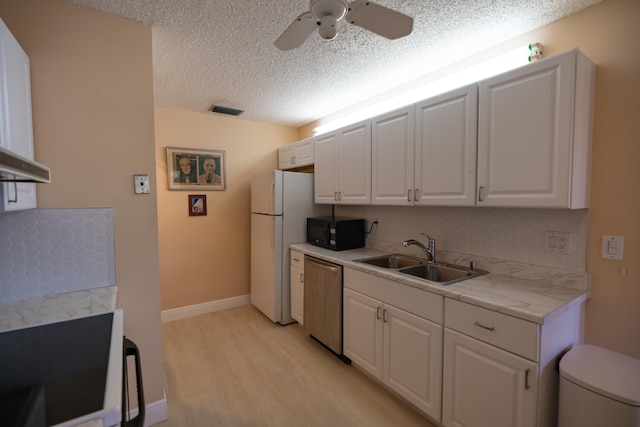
[
  {"x1": 415, "y1": 84, "x2": 477, "y2": 206},
  {"x1": 343, "y1": 288, "x2": 383, "y2": 379},
  {"x1": 371, "y1": 107, "x2": 415, "y2": 205},
  {"x1": 314, "y1": 132, "x2": 339, "y2": 203},
  {"x1": 0, "y1": 20, "x2": 36, "y2": 211},
  {"x1": 290, "y1": 265, "x2": 304, "y2": 325},
  {"x1": 443, "y1": 329, "x2": 538, "y2": 427},
  {"x1": 477, "y1": 51, "x2": 576, "y2": 208},
  {"x1": 384, "y1": 304, "x2": 443, "y2": 421},
  {"x1": 278, "y1": 145, "x2": 294, "y2": 170},
  {"x1": 337, "y1": 120, "x2": 371, "y2": 204},
  {"x1": 293, "y1": 137, "x2": 314, "y2": 167}
]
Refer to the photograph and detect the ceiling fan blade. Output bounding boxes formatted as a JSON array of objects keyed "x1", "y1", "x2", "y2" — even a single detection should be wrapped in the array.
[
  {"x1": 346, "y1": 0, "x2": 413, "y2": 40},
  {"x1": 275, "y1": 12, "x2": 318, "y2": 51}
]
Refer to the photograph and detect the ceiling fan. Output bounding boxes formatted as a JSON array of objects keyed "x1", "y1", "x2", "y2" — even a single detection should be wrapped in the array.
[{"x1": 275, "y1": 0, "x2": 413, "y2": 51}]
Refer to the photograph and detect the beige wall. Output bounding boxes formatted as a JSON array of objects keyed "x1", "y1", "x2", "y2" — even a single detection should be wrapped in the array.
[
  {"x1": 0, "y1": 0, "x2": 165, "y2": 404},
  {"x1": 154, "y1": 107, "x2": 297, "y2": 310},
  {"x1": 542, "y1": 0, "x2": 640, "y2": 358}
]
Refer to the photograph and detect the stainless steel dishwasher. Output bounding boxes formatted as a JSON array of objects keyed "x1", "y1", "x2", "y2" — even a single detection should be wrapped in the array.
[{"x1": 303, "y1": 255, "x2": 350, "y2": 363}]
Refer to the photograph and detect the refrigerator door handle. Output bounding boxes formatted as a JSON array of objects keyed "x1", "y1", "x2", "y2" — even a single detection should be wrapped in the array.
[{"x1": 270, "y1": 217, "x2": 275, "y2": 264}]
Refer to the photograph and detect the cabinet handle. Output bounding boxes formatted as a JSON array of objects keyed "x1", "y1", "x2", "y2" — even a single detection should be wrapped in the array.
[
  {"x1": 478, "y1": 186, "x2": 485, "y2": 202},
  {"x1": 8, "y1": 181, "x2": 18, "y2": 204},
  {"x1": 376, "y1": 306, "x2": 382, "y2": 320},
  {"x1": 474, "y1": 321, "x2": 495, "y2": 331},
  {"x1": 291, "y1": 155, "x2": 296, "y2": 165},
  {"x1": 525, "y1": 368, "x2": 531, "y2": 390},
  {"x1": 383, "y1": 309, "x2": 388, "y2": 323},
  {"x1": 414, "y1": 188, "x2": 419, "y2": 201},
  {"x1": 300, "y1": 273, "x2": 304, "y2": 283},
  {"x1": 338, "y1": 191, "x2": 343, "y2": 201},
  {"x1": 407, "y1": 189, "x2": 412, "y2": 202},
  {"x1": 334, "y1": 192, "x2": 338, "y2": 201}
]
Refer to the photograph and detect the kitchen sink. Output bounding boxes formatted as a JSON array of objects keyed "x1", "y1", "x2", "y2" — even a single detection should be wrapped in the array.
[
  {"x1": 356, "y1": 254, "x2": 424, "y2": 269},
  {"x1": 356, "y1": 254, "x2": 487, "y2": 285},
  {"x1": 399, "y1": 263, "x2": 487, "y2": 285}
]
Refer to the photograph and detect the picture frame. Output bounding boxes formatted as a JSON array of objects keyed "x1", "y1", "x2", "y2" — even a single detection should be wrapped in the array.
[
  {"x1": 188, "y1": 194, "x2": 207, "y2": 216},
  {"x1": 166, "y1": 147, "x2": 226, "y2": 191}
]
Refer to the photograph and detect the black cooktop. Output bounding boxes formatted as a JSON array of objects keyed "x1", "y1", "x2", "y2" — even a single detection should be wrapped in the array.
[{"x1": 0, "y1": 313, "x2": 113, "y2": 425}]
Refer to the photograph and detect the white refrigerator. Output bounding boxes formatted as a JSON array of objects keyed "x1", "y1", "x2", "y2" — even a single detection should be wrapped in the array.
[{"x1": 251, "y1": 170, "x2": 329, "y2": 324}]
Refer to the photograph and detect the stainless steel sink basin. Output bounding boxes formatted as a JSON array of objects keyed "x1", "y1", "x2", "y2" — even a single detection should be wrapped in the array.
[
  {"x1": 356, "y1": 254, "x2": 424, "y2": 269},
  {"x1": 399, "y1": 263, "x2": 488, "y2": 285},
  {"x1": 356, "y1": 253, "x2": 487, "y2": 285}
]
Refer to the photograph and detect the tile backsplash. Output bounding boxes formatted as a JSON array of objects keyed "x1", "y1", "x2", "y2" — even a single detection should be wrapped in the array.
[
  {"x1": 0, "y1": 208, "x2": 115, "y2": 302},
  {"x1": 337, "y1": 205, "x2": 588, "y2": 272}
]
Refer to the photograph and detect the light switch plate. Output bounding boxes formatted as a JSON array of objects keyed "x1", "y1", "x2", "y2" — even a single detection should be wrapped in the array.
[
  {"x1": 134, "y1": 174, "x2": 150, "y2": 194},
  {"x1": 602, "y1": 235, "x2": 624, "y2": 260}
]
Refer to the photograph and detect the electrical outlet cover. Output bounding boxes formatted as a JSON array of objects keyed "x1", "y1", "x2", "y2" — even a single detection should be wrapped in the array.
[{"x1": 134, "y1": 174, "x2": 150, "y2": 194}]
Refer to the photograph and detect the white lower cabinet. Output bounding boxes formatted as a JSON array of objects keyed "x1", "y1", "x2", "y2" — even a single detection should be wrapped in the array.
[
  {"x1": 341, "y1": 267, "x2": 582, "y2": 427},
  {"x1": 442, "y1": 298, "x2": 581, "y2": 427},
  {"x1": 343, "y1": 268, "x2": 443, "y2": 422},
  {"x1": 443, "y1": 328, "x2": 538, "y2": 427},
  {"x1": 290, "y1": 250, "x2": 304, "y2": 325}
]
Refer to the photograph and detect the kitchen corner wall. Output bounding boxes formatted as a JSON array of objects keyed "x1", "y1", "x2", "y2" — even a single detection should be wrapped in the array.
[
  {"x1": 0, "y1": 0, "x2": 165, "y2": 408},
  {"x1": 305, "y1": 0, "x2": 640, "y2": 358},
  {"x1": 154, "y1": 107, "x2": 298, "y2": 311}
]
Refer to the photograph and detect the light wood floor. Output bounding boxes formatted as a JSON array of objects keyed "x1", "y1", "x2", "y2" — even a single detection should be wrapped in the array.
[{"x1": 157, "y1": 305, "x2": 437, "y2": 427}]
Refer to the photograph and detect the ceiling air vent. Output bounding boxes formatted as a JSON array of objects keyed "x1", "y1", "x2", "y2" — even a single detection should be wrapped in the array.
[{"x1": 209, "y1": 105, "x2": 244, "y2": 116}]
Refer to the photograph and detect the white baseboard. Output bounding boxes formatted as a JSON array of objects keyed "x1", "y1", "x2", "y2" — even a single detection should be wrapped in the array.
[
  {"x1": 144, "y1": 396, "x2": 168, "y2": 426},
  {"x1": 161, "y1": 294, "x2": 250, "y2": 323},
  {"x1": 123, "y1": 395, "x2": 167, "y2": 426}
]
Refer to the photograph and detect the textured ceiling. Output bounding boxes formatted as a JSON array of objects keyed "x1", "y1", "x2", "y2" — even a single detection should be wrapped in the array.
[{"x1": 65, "y1": 0, "x2": 599, "y2": 127}]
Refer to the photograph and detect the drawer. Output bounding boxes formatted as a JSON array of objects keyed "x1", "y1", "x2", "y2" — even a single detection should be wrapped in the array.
[
  {"x1": 290, "y1": 250, "x2": 304, "y2": 269},
  {"x1": 445, "y1": 299, "x2": 539, "y2": 361},
  {"x1": 344, "y1": 267, "x2": 443, "y2": 324}
]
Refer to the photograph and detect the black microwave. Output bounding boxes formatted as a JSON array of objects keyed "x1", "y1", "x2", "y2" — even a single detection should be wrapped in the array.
[{"x1": 307, "y1": 217, "x2": 365, "y2": 251}]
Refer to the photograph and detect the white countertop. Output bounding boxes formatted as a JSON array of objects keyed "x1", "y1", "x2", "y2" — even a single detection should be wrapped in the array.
[
  {"x1": 0, "y1": 286, "x2": 117, "y2": 332},
  {"x1": 291, "y1": 243, "x2": 588, "y2": 325}
]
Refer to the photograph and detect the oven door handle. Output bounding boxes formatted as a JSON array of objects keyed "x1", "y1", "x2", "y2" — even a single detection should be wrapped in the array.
[{"x1": 122, "y1": 337, "x2": 145, "y2": 427}]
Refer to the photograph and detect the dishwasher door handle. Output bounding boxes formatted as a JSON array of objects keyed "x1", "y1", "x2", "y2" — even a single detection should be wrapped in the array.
[{"x1": 305, "y1": 256, "x2": 339, "y2": 273}]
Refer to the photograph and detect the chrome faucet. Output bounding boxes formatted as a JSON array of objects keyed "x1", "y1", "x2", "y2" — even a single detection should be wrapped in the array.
[{"x1": 402, "y1": 233, "x2": 436, "y2": 262}]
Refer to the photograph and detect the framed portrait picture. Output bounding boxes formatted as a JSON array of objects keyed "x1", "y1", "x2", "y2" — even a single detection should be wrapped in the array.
[
  {"x1": 188, "y1": 194, "x2": 207, "y2": 216},
  {"x1": 166, "y1": 147, "x2": 226, "y2": 191}
]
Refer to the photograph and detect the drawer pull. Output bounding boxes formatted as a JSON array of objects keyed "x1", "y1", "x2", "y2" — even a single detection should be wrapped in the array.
[
  {"x1": 474, "y1": 321, "x2": 495, "y2": 331},
  {"x1": 525, "y1": 368, "x2": 531, "y2": 390}
]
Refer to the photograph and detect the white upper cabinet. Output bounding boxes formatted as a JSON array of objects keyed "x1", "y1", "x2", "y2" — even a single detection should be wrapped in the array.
[
  {"x1": 477, "y1": 49, "x2": 595, "y2": 208},
  {"x1": 278, "y1": 137, "x2": 314, "y2": 170},
  {"x1": 0, "y1": 18, "x2": 37, "y2": 211},
  {"x1": 371, "y1": 106, "x2": 415, "y2": 205},
  {"x1": 314, "y1": 120, "x2": 371, "y2": 204},
  {"x1": 415, "y1": 84, "x2": 478, "y2": 206},
  {"x1": 371, "y1": 85, "x2": 477, "y2": 207}
]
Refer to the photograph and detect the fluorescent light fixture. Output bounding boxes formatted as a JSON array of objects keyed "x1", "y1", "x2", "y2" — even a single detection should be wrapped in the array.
[{"x1": 314, "y1": 43, "x2": 542, "y2": 135}]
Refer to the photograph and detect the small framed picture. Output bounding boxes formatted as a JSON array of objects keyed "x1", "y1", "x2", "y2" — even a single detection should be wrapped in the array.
[
  {"x1": 188, "y1": 194, "x2": 207, "y2": 216},
  {"x1": 166, "y1": 147, "x2": 226, "y2": 191}
]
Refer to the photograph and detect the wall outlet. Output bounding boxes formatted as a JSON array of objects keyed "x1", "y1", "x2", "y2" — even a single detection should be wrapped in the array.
[{"x1": 545, "y1": 231, "x2": 571, "y2": 254}]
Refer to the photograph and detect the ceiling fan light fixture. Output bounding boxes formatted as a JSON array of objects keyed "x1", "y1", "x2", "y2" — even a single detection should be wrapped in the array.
[
  {"x1": 318, "y1": 15, "x2": 338, "y2": 40},
  {"x1": 209, "y1": 105, "x2": 244, "y2": 116}
]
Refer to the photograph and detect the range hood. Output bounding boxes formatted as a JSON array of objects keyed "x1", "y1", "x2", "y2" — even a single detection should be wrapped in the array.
[{"x1": 0, "y1": 146, "x2": 50, "y2": 183}]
